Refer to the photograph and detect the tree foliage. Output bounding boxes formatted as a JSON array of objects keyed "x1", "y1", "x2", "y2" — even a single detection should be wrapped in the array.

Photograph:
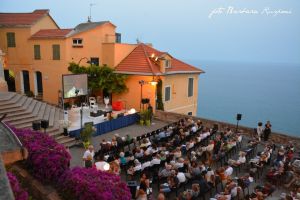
[{"x1": 68, "y1": 62, "x2": 128, "y2": 95}]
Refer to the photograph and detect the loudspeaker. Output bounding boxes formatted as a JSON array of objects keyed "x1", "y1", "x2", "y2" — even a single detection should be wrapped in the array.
[
  {"x1": 32, "y1": 121, "x2": 41, "y2": 131},
  {"x1": 63, "y1": 128, "x2": 68, "y2": 136},
  {"x1": 236, "y1": 114, "x2": 242, "y2": 121},
  {"x1": 141, "y1": 98, "x2": 150, "y2": 104},
  {"x1": 41, "y1": 120, "x2": 49, "y2": 129}
]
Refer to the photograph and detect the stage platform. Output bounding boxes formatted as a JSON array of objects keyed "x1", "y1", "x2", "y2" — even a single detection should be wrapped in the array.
[{"x1": 67, "y1": 106, "x2": 139, "y2": 138}]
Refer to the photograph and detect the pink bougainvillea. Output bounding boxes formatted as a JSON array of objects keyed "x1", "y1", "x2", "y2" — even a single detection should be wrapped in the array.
[{"x1": 7, "y1": 172, "x2": 28, "y2": 200}]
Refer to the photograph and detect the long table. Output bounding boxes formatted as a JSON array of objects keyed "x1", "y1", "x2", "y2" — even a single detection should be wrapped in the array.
[{"x1": 68, "y1": 113, "x2": 139, "y2": 138}]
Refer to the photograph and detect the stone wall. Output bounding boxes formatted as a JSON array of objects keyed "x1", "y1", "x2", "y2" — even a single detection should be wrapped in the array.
[
  {"x1": 155, "y1": 110, "x2": 300, "y2": 148},
  {"x1": 11, "y1": 164, "x2": 62, "y2": 200}
]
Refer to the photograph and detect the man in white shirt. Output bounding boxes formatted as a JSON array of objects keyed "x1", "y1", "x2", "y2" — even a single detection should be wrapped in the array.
[
  {"x1": 151, "y1": 155, "x2": 161, "y2": 166},
  {"x1": 82, "y1": 145, "x2": 95, "y2": 162},
  {"x1": 176, "y1": 171, "x2": 186, "y2": 183},
  {"x1": 224, "y1": 164, "x2": 233, "y2": 177},
  {"x1": 142, "y1": 161, "x2": 151, "y2": 170}
]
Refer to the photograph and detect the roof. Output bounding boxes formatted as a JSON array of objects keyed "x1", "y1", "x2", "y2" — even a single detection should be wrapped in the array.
[
  {"x1": 66, "y1": 21, "x2": 115, "y2": 37},
  {"x1": 30, "y1": 29, "x2": 73, "y2": 39},
  {"x1": 115, "y1": 43, "x2": 204, "y2": 75},
  {"x1": 29, "y1": 21, "x2": 114, "y2": 39},
  {"x1": 0, "y1": 9, "x2": 50, "y2": 27}
]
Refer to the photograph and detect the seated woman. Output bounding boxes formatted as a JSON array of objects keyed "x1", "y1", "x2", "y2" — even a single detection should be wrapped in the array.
[
  {"x1": 136, "y1": 187, "x2": 147, "y2": 200},
  {"x1": 140, "y1": 173, "x2": 151, "y2": 195},
  {"x1": 160, "y1": 170, "x2": 179, "y2": 193},
  {"x1": 211, "y1": 187, "x2": 232, "y2": 200},
  {"x1": 228, "y1": 151, "x2": 246, "y2": 166}
]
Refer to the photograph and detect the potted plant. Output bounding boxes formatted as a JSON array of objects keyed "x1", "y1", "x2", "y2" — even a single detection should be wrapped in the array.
[
  {"x1": 139, "y1": 111, "x2": 145, "y2": 125},
  {"x1": 144, "y1": 109, "x2": 151, "y2": 126},
  {"x1": 80, "y1": 123, "x2": 96, "y2": 149}
]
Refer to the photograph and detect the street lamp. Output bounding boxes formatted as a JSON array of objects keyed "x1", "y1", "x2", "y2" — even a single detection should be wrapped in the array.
[{"x1": 77, "y1": 57, "x2": 91, "y2": 65}]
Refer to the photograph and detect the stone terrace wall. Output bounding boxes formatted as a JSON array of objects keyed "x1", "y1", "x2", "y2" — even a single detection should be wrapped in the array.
[{"x1": 155, "y1": 110, "x2": 300, "y2": 149}]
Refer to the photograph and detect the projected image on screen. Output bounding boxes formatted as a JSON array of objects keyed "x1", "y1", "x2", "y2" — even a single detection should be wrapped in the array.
[{"x1": 63, "y1": 74, "x2": 88, "y2": 99}]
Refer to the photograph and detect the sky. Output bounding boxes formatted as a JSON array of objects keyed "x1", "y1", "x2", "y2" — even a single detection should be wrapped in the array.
[{"x1": 1, "y1": 0, "x2": 300, "y2": 64}]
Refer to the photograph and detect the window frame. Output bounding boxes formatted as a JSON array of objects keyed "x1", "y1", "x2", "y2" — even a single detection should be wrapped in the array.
[
  {"x1": 34, "y1": 44, "x2": 41, "y2": 60},
  {"x1": 164, "y1": 85, "x2": 171, "y2": 102},
  {"x1": 52, "y1": 44, "x2": 60, "y2": 60},
  {"x1": 7, "y1": 32, "x2": 16, "y2": 47},
  {"x1": 188, "y1": 77, "x2": 194, "y2": 97},
  {"x1": 188, "y1": 112, "x2": 193, "y2": 116},
  {"x1": 72, "y1": 38, "x2": 83, "y2": 47},
  {"x1": 90, "y1": 57, "x2": 99, "y2": 66},
  {"x1": 165, "y1": 59, "x2": 171, "y2": 68}
]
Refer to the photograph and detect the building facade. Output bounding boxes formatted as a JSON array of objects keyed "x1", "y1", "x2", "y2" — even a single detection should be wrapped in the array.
[{"x1": 0, "y1": 9, "x2": 203, "y2": 116}]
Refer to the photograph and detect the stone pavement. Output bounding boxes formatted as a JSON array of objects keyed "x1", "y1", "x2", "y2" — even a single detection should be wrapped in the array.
[{"x1": 69, "y1": 119, "x2": 168, "y2": 167}]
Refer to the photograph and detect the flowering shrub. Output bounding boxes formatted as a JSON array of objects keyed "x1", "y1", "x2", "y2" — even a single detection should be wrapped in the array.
[
  {"x1": 7, "y1": 172, "x2": 29, "y2": 200},
  {"x1": 59, "y1": 167, "x2": 131, "y2": 200},
  {"x1": 11, "y1": 127, "x2": 71, "y2": 183}
]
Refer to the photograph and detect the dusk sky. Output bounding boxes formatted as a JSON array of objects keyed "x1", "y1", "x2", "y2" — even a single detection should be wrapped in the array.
[{"x1": 1, "y1": 0, "x2": 300, "y2": 64}]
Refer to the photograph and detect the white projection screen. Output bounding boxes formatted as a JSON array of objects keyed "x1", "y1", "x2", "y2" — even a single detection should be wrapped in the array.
[{"x1": 62, "y1": 74, "x2": 88, "y2": 99}]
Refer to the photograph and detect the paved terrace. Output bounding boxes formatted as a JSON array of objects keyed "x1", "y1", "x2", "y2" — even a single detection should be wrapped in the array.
[
  {"x1": 69, "y1": 119, "x2": 168, "y2": 167},
  {"x1": 69, "y1": 118, "x2": 291, "y2": 199}
]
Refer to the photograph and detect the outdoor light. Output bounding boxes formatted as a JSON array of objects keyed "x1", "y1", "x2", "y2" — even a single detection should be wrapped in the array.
[
  {"x1": 151, "y1": 53, "x2": 155, "y2": 58},
  {"x1": 149, "y1": 79, "x2": 158, "y2": 86},
  {"x1": 155, "y1": 57, "x2": 158, "y2": 61},
  {"x1": 128, "y1": 108, "x2": 136, "y2": 114}
]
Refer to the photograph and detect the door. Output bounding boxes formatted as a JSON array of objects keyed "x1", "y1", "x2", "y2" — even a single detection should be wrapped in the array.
[
  {"x1": 4, "y1": 69, "x2": 16, "y2": 92},
  {"x1": 36, "y1": 71, "x2": 43, "y2": 94},
  {"x1": 22, "y1": 70, "x2": 30, "y2": 93}
]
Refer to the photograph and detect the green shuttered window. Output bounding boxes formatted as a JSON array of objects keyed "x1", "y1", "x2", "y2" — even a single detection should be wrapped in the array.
[
  {"x1": 52, "y1": 44, "x2": 60, "y2": 60},
  {"x1": 7, "y1": 32, "x2": 16, "y2": 47},
  {"x1": 34, "y1": 45, "x2": 41, "y2": 60}
]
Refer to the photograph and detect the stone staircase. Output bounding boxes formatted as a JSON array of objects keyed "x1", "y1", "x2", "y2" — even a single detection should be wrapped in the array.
[{"x1": 0, "y1": 92, "x2": 76, "y2": 147}]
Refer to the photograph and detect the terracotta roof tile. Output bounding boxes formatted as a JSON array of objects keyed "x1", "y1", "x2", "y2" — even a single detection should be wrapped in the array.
[
  {"x1": 0, "y1": 9, "x2": 49, "y2": 27},
  {"x1": 115, "y1": 43, "x2": 203, "y2": 75},
  {"x1": 30, "y1": 29, "x2": 73, "y2": 39}
]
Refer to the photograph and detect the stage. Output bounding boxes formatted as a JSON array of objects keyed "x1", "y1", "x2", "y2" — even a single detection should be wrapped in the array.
[{"x1": 67, "y1": 106, "x2": 139, "y2": 138}]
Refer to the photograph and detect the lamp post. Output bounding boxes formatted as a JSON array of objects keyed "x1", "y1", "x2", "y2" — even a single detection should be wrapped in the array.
[
  {"x1": 77, "y1": 57, "x2": 90, "y2": 65},
  {"x1": 138, "y1": 78, "x2": 158, "y2": 111},
  {"x1": 138, "y1": 80, "x2": 146, "y2": 111}
]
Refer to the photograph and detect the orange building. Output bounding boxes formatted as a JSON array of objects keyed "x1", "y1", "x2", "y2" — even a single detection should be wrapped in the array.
[{"x1": 0, "y1": 9, "x2": 203, "y2": 116}]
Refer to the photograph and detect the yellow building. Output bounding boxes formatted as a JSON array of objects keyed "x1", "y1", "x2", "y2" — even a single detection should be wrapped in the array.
[{"x1": 0, "y1": 9, "x2": 203, "y2": 116}]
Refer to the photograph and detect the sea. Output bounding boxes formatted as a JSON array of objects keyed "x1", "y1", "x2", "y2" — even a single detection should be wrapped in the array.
[{"x1": 188, "y1": 60, "x2": 300, "y2": 137}]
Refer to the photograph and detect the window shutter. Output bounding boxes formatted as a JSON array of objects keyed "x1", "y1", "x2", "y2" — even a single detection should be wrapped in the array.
[
  {"x1": 188, "y1": 78, "x2": 194, "y2": 97},
  {"x1": 7, "y1": 32, "x2": 16, "y2": 47},
  {"x1": 52, "y1": 45, "x2": 60, "y2": 60},
  {"x1": 34, "y1": 45, "x2": 41, "y2": 60}
]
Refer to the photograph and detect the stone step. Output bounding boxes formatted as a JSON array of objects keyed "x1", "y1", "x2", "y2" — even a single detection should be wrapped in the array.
[
  {"x1": 3, "y1": 113, "x2": 35, "y2": 123},
  {"x1": 0, "y1": 96, "x2": 27, "y2": 112},
  {"x1": 0, "y1": 93, "x2": 21, "y2": 105},
  {"x1": 11, "y1": 116, "x2": 39, "y2": 127},
  {"x1": 56, "y1": 136, "x2": 76, "y2": 146},
  {"x1": 0, "y1": 92, "x2": 16, "y2": 102},
  {"x1": 26, "y1": 99, "x2": 37, "y2": 113},
  {"x1": 42, "y1": 105, "x2": 51, "y2": 121},
  {"x1": 63, "y1": 139, "x2": 78, "y2": 147},
  {"x1": 49, "y1": 107, "x2": 56, "y2": 127},
  {"x1": 21, "y1": 97, "x2": 33, "y2": 110},
  {"x1": 37, "y1": 103, "x2": 47, "y2": 119},
  {"x1": 32, "y1": 101, "x2": 42, "y2": 116}
]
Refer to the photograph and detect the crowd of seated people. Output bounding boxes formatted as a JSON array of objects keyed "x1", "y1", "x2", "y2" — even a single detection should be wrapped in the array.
[{"x1": 91, "y1": 117, "x2": 300, "y2": 200}]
